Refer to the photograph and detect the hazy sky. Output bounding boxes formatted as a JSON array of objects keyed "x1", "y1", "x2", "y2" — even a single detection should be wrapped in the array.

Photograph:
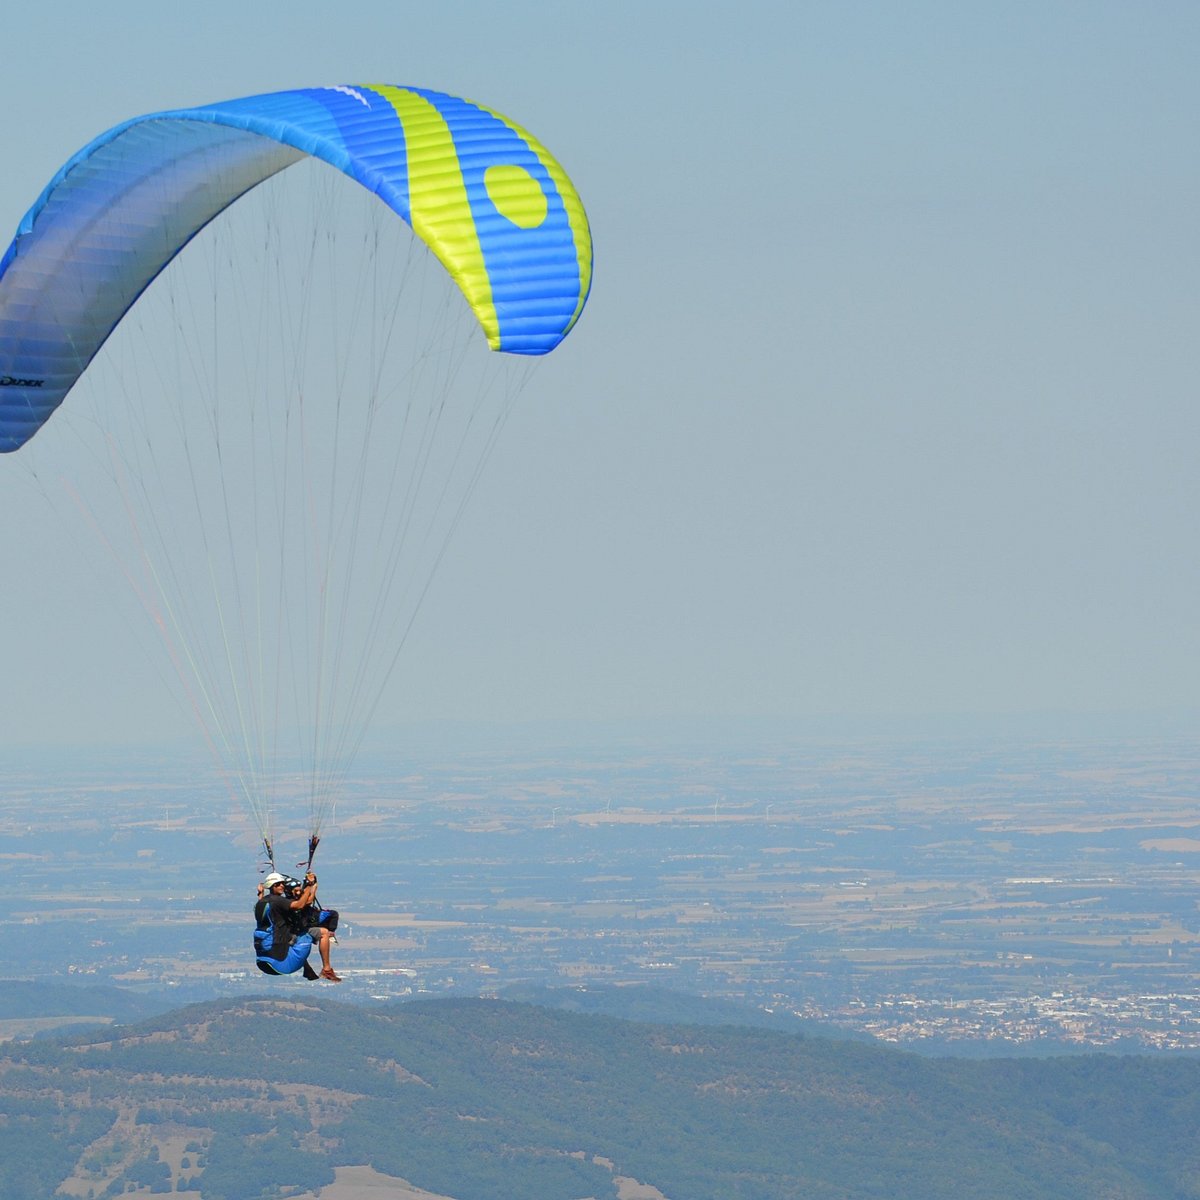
[{"x1": 2, "y1": 1, "x2": 1199, "y2": 748}]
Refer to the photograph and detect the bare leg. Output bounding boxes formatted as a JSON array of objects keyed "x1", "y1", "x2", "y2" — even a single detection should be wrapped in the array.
[
  {"x1": 314, "y1": 929, "x2": 332, "y2": 970},
  {"x1": 314, "y1": 930, "x2": 341, "y2": 981}
]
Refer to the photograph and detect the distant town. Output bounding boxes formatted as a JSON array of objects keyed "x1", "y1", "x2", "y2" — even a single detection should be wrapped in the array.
[{"x1": 6, "y1": 725, "x2": 1200, "y2": 1052}]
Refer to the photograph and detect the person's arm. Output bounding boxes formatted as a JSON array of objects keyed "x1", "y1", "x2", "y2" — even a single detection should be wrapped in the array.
[{"x1": 288, "y1": 876, "x2": 319, "y2": 910}]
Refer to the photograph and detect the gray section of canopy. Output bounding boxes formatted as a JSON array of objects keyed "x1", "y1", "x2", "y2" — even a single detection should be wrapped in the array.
[{"x1": 0, "y1": 120, "x2": 302, "y2": 452}]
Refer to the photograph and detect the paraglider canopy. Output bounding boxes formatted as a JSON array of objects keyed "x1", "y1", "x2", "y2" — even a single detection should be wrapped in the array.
[
  {"x1": 0, "y1": 85, "x2": 592, "y2": 863},
  {"x1": 0, "y1": 83, "x2": 593, "y2": 452}
]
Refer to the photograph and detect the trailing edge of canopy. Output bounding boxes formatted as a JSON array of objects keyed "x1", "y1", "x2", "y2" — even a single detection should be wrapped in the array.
[{"x1": 0, "y1": 83, "x2": 593, "y2": 452}]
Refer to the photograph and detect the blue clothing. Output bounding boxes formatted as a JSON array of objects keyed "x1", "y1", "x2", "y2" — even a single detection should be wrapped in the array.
[{"x1": 253, "y1": 894, "x2": 314, "y2": 976}]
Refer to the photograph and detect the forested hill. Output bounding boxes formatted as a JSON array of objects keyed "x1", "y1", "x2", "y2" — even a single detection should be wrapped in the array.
[
  {"x1": 0, "y1": 979, "x2": 174, "y2": 1022},
  {"x1": 3, "y1": 993, "x2": 1200, "y2": 1200},
  {"x1": 493, "y1": 981, "x2": 873, "y2": 1038}
]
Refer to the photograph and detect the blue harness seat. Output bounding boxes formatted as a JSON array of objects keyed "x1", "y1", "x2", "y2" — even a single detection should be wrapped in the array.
[{"x1": 254, "y1": 926, "x2": 314, "y2": 976}]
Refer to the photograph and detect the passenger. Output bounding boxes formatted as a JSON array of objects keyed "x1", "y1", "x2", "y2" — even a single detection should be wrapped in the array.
[
  {"x1": 255, "y1": 871, "x2": 341, "y2": 982},
  {"x1": 299, "y1": 895, "x2": 339, "y2": 936}
]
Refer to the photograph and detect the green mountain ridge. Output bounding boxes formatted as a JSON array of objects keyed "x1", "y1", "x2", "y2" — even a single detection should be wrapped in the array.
[
  {"x1": 491, "y1": 982, "x2": 871, "y2": 1040},
  {"x1": 3, "y1": 992, "x2": 1199, "y2": 1200},
  {"x1": 0, "y1": 980, "x2": 176, "y2": 1023}
]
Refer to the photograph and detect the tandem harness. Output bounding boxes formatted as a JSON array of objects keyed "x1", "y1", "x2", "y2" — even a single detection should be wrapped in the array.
[{"x1": 253, "y1": 895, "x2": 318, "y2": 980}]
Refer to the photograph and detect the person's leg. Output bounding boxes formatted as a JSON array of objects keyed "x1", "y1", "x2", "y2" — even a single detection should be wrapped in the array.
[
  {"x1": 315, "y1": 928, "x2": 331, "y2": 971},
  {"x1": 311, "y1": 928, "x2": 341, "y2": 980}
]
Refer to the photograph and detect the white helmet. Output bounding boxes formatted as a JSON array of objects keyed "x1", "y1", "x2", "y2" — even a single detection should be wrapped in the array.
[{"x1": 263, "y1": 872, "x2": 287, "y2": 887}]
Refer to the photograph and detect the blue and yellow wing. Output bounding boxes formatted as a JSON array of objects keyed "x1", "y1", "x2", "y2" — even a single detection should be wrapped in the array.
[{"x1": 0, "y1": 84, "x2": 593, "y2": 452}]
